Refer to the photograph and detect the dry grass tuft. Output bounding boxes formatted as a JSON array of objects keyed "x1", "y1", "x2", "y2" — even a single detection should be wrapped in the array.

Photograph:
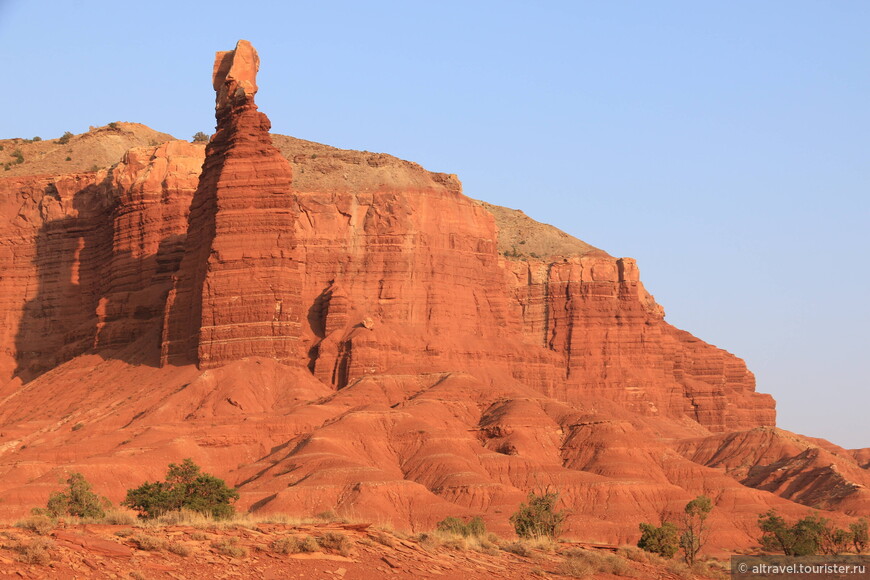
[
  {"x1": 101, "y1": 510, "x2": 138, "y2": 525},
  {"x1": 318, "y1": 531, "x2": 353, "y2": 557},
  {"x1": 370, "y1": 529, "x2": 396, "y2": 548},
  {"x1": 270, "y1": 535, "x2": 320, "y2": 554},
  {"x1": 558, "y1": 548, "x2": 636, "y2": 578},
  {"x1": 167, "y1": 541, "x2": 192, "y2": 557},
  {"x1": 211, "y1": 537, "x2": 248, "y2": 558},
  {"x1": 13, "y1": 537, "x2": 54, "y2": 565},
  {"x1": 14, "y1": 515, "x2": 54, "y2": 535},
  {"x1": 131, "y1": 533, "x2": 166, "y2": 551}
]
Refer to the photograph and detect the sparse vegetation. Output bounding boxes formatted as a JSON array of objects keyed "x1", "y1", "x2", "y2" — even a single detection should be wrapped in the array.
[
  {"x1": 72, "y1": 422, "x2": 84, "y2": 431},
  {"x1": 851, "y1": 518, "x2": 868, "y2": 553},
  {"x1": 15, "y1": 515, "x2": 54, "y2": 535},
  {"x1": 271, "y1": 534, "x2": 320, "y2": 554},
  {"x1": 36, "y1": 472, "x2": 110, "y2": 519},
  {"x1": 637, "y1": 522, "x2": 679, "y2": 559},
  {"x1": 637, "y1": 496, "x2": 714, "y2": 563},
  {"x1": 58, "y1": 131, "x2": 73, "y2": 145},
  {"x1": 108, "y1": 122, "x2": 119, "y2": 130},
  {"x1": 680, "y1": 495, "x2": 712, "y2": 565},
  {"x1": 757, "y1": 510, "x2": 862, "y2": 556},
  {"x1": 12, "y1": 149, "x2": 24, "y2": 164},
  {"x1": 318, "y1": 531, "x2": 353, "y2": 556},
  {"x1": 13, "y1": 537, "x2": 54, "y2": 565},
  {"x1": 192, "y1": 131, "x2": 209, "y2": 143},
  {"x1": 167, "y1": 541, "x2": 192, "y2": 556},
  {"x1": 558, "y1": 548, "x2": 634, "y2": 578},
  {"x1": 211, "y1": 537, "x2": 248, "y2": 558},
  {"x1": 131, "y1": 533, "x2": 166, "y2": 551},
  {"x1": 436, "y1": 516, "x2": 486, "y2": 538},
  {"x1": 123, "y1": 458, "x2": 239, "y2": 520},
  {"x1": 510, "y1": 491, "x2": 566, "y2": 539}
]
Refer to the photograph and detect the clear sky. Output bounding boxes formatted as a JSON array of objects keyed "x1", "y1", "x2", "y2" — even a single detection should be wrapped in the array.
[{"x1": 2, "y1": 1, "x2": 867, "y2": 448}]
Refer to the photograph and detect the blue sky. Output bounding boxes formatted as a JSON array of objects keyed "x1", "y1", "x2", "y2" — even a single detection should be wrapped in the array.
[{"x1": 2, "y1": 1, "x2": 868, "y2": 448}]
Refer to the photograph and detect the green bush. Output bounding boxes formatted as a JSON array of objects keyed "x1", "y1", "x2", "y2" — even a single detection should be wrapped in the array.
[
  {"x1": 37, "y1": 472, "x2": 110, "y2": 519},
  {"x1": 12, "y1": 149, "x2": 24, "y2": 164},
  {"x1": 57, "y1": 131, "x2": 73, "y2": 145},
  {"x1": 851, "y1": 518, "x2": 868, "y2": 553},
  {"x1": 510, "y1": 491, "x2": 566, "y2": 539},
  {"x1": 123, "y1": 458, "x2": 239, "y2": 519},
  {"x1": 191, "y1": 131, "x2": 209, "y2": 143},
  {"x1": 757, "y1": 511, "x2": 851, "y2": 556},
  {"x1": 638, "y1": 522, "x2": 679, "y2": 559},
  {"x1": 436, "y1": 516, "x2": 486, "y2": 538}
]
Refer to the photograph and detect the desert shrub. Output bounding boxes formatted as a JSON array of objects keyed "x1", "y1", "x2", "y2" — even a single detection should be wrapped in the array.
[
  {"x1": 436, "y1": 516, "x2": 486, "y2": 538},
  {"x1": 167, "y1": 541, "x2": 191, "y2": 556},
  {"x1": 39, "y1": 472, "x2": 110, "y2": 519},
  {"x1": 14, "y1": 537, "x2": 54, "y2": 565},
  {"x1": 270, "y1": 536, "x2": 296, "y2": 554},
  {"x1": 852, "y1": 518, "x2": 868, "y2": 553},
  {"x1": 12, "y1": 149, "x2": 24, "y2": 164},
  {"x1": 32, "y1": 136, "x2": 42, "y2": 142},
  {"x1": 821, "y1": 525, "x2": 853, "y2": 555},
  {"x1": 318, "y1": 532, "x2": 352, "y2": 556},
  {"x1": 503, "y1": 540, "x2": 533, "y2": 557},
  {"x1": 15, "y1": 515, "x2": 54, "y2": 535},
  {"x1": 314, "y1": 510, "x2": 342, "y2": 522},
  {"x1": 131, "y1": 534, "x2": 166, "y2": 551},
  {"x1": 758, "y1": 511, "x2": 841, "y2": 556},
  {"x1": 102, "y1": 510, "x2": 137, "y2": 525},
  {"x1": 154, "y1": 508, "x2": 213, "y2": 527},
  {"x1": 510, "y1": 491, "x2": 566, "y2": 539},
  {"x1": 560, "y1": 548, "x2": 633, "y2": 577},
  {"x1": 123, "y1": 459, "x2": 239, "y2": 519},
  {"x1": 370, "y1": 529, "x2": 396, "y2": 548},
  {"x1": 680, "y1": 495, "x2": 712, "y2": 564},
  {"x1": 271, "y1": 535, "x2": 319, "y2": 554},
  {"x1": 211, "y1": 537, "x2": 248, "y2": 558},
  {"x1": 57, "y1": 131, "x2": 73, "y2": 145},
  {"x1": 665, "y1": 558, "x2": 692, "y2": 578},
  {"x1": 72, "y1": 422, "x2": 84, "y2": 431},
  {"x1": 108, "y1": 122, "x2": 119, "y2": 130},
  {"x1": 638, "y1": 522, "x2": 679, "y2": 559},
  {"x1": 191, "y1": 131, "x2": 209, "y2": 143}
]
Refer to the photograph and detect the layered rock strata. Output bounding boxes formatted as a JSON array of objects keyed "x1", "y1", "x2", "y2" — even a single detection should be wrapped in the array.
[
  {"x1": 5, "y1": 40, "x2": 852, "y2": 552},
  {"x1": 161, "y1": 40, "x2": 302, "y2": 368}
]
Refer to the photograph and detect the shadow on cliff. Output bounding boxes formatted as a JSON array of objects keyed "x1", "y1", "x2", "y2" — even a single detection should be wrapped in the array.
[{"x1": 13, "y1": 178, "x2": 186, "y2": 383}]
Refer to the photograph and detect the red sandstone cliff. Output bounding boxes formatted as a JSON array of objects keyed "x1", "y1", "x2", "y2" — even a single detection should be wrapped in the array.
[{"x1": 0, "y1": 41, "x2": 864, "y2": 552}]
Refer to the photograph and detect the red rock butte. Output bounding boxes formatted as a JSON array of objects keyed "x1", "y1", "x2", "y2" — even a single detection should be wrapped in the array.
[{"x1": 0, "y1": 40, "x2": 866, "y2": 551}]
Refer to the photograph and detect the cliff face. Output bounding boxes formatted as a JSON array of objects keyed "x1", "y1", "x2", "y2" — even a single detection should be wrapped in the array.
[{"x1": 4, "y1": 40, "x2": 859, "y2": 549}]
